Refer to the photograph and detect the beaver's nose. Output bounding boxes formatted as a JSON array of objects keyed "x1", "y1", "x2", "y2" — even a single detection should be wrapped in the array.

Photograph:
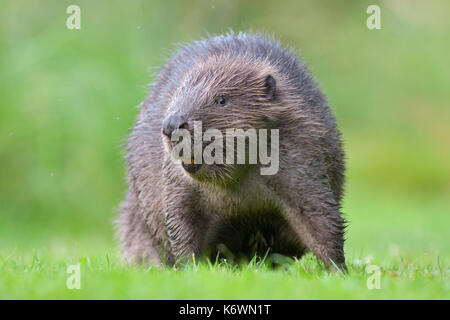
[{"x1": 162, "y1": 114, "x2": 188, "y2": 138}]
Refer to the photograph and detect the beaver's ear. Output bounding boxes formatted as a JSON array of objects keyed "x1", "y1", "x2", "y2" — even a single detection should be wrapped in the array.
[{"x1": 264, "y1": 75, "x2": 276, "y2": 100}]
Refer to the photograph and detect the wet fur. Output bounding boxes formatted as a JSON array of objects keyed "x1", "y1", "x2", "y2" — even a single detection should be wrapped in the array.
[{"x1": 117, "y1": 32, "x2": 346, "y2": 269}]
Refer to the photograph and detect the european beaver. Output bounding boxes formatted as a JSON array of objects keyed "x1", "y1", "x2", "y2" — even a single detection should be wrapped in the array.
[{"x1": 117, "y1": 32, "x2": 346, "y2": 270}]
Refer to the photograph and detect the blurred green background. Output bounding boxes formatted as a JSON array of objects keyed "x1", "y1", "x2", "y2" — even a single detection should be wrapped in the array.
[{"x1": 0, "y1": 0, "x2": 448, "y2": 273}]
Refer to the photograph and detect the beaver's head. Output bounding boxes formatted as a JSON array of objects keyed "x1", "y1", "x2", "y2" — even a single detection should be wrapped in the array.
[{"x1": 162, "y1": 54, "x2": 283, "y2": 185}]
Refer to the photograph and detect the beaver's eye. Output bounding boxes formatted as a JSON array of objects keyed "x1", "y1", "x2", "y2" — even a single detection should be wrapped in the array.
[{"x1": 215, "y1": 97, "x2": 226, "y2": 106}]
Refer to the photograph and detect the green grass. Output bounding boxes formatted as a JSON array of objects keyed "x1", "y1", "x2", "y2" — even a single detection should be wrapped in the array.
[
  {"x1": 0, "y1": 0, "x2": 449, "y2": 299},
  {"x1": 0, "y1": 247, "x2": 447, "y2": 300},
  {"x1": 1, "y1": 186, "x2": 448, "y2": 299}
]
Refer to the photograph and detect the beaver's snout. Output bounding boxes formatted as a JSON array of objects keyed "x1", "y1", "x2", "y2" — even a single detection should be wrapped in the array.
[
  {"x1": 162, "y1": 113, "x2": 188, "y2": 138},
  {"x1": 181, "y1": 162, "x2": 202, "y2": 174}
]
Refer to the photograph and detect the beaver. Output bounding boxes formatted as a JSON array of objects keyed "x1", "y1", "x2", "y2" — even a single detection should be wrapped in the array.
[{"x1": 117, "y1": 32, "x2": 346, "y2": 270}]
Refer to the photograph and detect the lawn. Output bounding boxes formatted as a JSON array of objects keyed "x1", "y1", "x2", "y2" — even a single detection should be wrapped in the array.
[
  {"x1": 1, "y1": 184, "x2": 447, "y2": 299},
  {"x1": 0, "y1": 1, "x2": 448, "y2": 299}
]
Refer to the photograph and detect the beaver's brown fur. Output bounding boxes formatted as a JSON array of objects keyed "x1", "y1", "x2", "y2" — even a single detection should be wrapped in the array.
[{"x1": 117, "y1": 32, "x2": 346, "y2": 269}]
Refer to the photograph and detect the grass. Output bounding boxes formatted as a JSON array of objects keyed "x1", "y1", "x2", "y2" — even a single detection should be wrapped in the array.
[
  {"x1": 1, "y1": 185, "x2": 448, "y2": 299},
  {"x1": 0, "y1": 0, "x2": 449, "y2": 299},
  {"x1": 0, "y1": 249, "x2": 447, "y2": 299},
  {"x1": 0, "y1": 248, "x2": 447, "y2": 300}
]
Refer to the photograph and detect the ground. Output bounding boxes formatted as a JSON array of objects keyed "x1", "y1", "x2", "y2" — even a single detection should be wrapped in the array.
[{"x1": 1, "y1": 185, "x2": 448, "y2": 299}]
